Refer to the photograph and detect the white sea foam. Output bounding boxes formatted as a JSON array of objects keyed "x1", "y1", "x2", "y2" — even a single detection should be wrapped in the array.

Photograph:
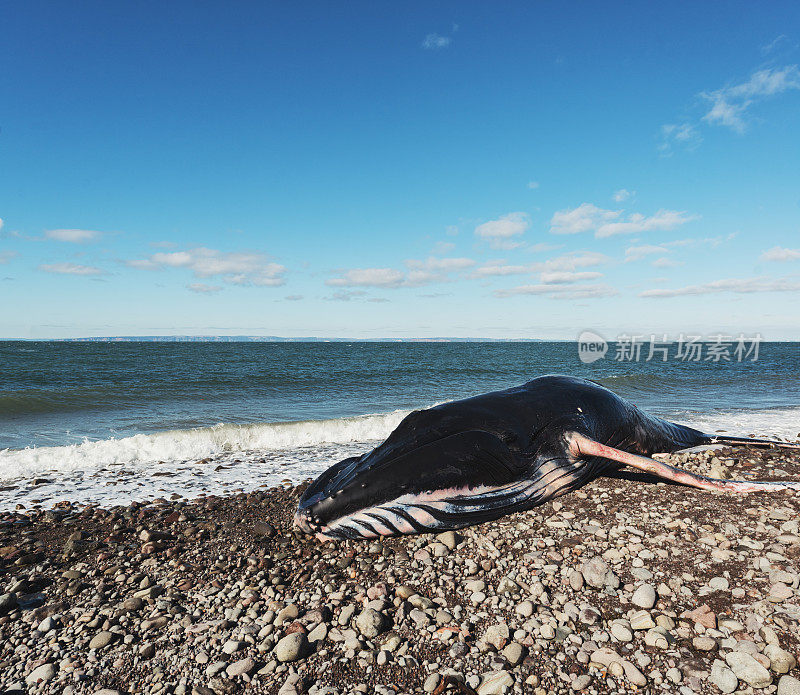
[
  {"x1": 0, "y1": 408, "x2": 412, "y2": 483},
  {"x1": 669, "y1": 406, "x2": 800, "y2": 442}
]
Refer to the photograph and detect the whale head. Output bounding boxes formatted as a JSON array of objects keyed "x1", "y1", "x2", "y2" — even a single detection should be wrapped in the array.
[{"x1": 294, "y1": 423, "x2": 535, "y2": 540}]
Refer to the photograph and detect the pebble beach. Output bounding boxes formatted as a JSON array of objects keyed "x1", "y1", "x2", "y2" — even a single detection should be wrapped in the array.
[{"x1": 3, "y1": 445, "x2": 800, "y2": 695}]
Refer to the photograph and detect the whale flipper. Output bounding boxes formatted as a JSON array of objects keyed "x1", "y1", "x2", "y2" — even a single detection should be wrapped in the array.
[{"x1": 569, "y1": 432, "x2": 800, "y2": 493}]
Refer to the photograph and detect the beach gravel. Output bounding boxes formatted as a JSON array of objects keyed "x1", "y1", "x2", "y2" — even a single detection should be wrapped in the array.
[{"x1": 2, "y1": 444, "x2": 800, "y2": 693}]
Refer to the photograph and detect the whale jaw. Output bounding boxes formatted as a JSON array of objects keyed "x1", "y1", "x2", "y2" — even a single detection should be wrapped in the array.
[{"x1": 295, "y1": 479, "x2": 546, "y2": 540}]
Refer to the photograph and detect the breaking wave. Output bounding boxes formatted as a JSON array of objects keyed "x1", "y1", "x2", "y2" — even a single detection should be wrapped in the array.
[{"x1": 0, "y1": 409, "x2": 413, "y2": 482}]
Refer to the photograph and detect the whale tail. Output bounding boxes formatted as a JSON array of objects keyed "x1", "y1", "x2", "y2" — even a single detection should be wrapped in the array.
[
  {"x1": 569, "y1": 433, "x2": 800, "y2": 494},
  {"x1": 700, "y1": 434, "x2": 800, "y2": 450}
]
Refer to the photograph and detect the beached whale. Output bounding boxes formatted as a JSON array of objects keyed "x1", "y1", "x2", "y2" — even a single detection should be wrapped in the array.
[{"x1": 294, "y1": 375, "x2": 800, "y2": 540}]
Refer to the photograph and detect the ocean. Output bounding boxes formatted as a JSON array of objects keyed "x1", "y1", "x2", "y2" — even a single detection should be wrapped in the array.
[{"x1": 1, "y1": 340, "x2": 798, "y2": 511}]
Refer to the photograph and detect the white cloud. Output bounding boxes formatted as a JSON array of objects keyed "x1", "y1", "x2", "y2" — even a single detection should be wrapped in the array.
[
  {"x1": 549, "y1": 203, "x2": 619, "y2": 235},
  {"x1": 762, "y1": 35, "x2": 788, "y2": 55},
  {"x1": 641, "y1": 276, "x2": 800, "y2": 298},
  {"x1": 701, "y1": 65, "x2": 800, "y2": 133},
  {"x1": 406, "y1": 257, "x2": 475, "y2": 272},
  {"x1": 475, "y1": 212, "x2": 530, "y2": 247},
  {"x1": 526, "y1": 243, "x2": 557, "y2": 253},
  {"x1": 188, "y1": 283, "x2": 221, "y2": 294},
  {"x1": 483, "y1": 250, "x2": 613, "y2": 300},
  {"x1": 658, "y1": 123, "x2": 702, "y2": 155},
  {"x1": 624, "y1": 244, "x2": 668, "y2": 262},
  {"x1": 39, "y1": 262, "x2": 105, "y2": 276},
  {"x1": 45, "y1": 228, "x2": 103, "y2": 243},
  {"x1": 472, "y1": 251, "x2": 610, "y2": 279},
  {"x1": 127, "y1": 247, "x2": 286, "y2": 287},
  {"x1": 422, "y1": 33, "x2": 452, "y2": 50},
  {"x1": 0, "y1": 250, "x2": 17, "y2": 264},
  {"x1": 527, "y1": 181, "x2": 540, "y2": 190},
  {"x1": 404, "y1": 270, "x2": 441, "y2": 286},
  {"x1": 597, "y1": 209, "x2": 696, "y2": 238},
  {"x1": 612, "y1": 189, "x2": 633, "y2": 202},
  {"x1": 541, "y1": 251, "x2": 610, "y2": 271},
  {"x1": 0, "y1": 218, "x2": 4, "y2": 230},
  {"x1": 651, "y1": 257, "x2": 681, "y2": 268},
  {"x1": 326, "y1": 289, "x2": 368, "y2": 301},
  {"x1": 664, "y1": 234, "x2": 735, "y2": 248},
  {"x1": 327, "y1": 268, "x2": 405, "y2": 288},
  {"x1": 473, "y1": 262, "x2": 532, "y2": 278},
  {"x1": 328, "y1": 256, "x2": 474, "y2": 289},
  {"x1": 550, "y1": 204, "x2": 695, "y2": 238},
  {"x1": 493, "y1": 239, "x2": 529, "y2": 250},
  {"x1": 495, "y1": 283, "x2": 617, "y2": 299},
  {"x1": 540, "y1": 270, "x2": 603, "y2": 284},
  {"x1": 761, "y1": 246, "x2": 800, "y2": 262}
]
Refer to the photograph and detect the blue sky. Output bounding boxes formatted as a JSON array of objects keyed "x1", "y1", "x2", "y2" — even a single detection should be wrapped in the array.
[{"x1": 1, "y1": 2, "x2": 799, "y2": 339}]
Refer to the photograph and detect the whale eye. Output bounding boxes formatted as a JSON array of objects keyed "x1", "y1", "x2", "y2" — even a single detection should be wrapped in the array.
[{"x1": 360, "y1": 483, "x2": 367, "y2": 488}]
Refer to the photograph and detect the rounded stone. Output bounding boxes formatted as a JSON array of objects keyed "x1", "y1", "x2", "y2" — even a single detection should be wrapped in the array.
[
  {"x1": 631, "y1": 584, "x2": 657, "y2": 609},
  {"x1": 89, "y1": 631, "x2": 114, "y2": 650},
  {"x1": 571, "y1": 674, "x2": 592, "y2": 690},
  {"x1": 226, "y1": 656, "x2": 255, "y2": 677},
  {"x1": 725, "y1": 651, "x2": 772, "y2": 689},
  {"x1": 355, "y1": 608, "x2": 386, "y2": 638},
  {"x1": 515, "y1": 600, "x2": 534, "y2": 618},
  {"x1": 709, "y1": 576, "x2": 729, "y2": 591},
  {"x1": 0, "y1": 593, "x2": 18, "y2": 615},
  {"x1": 693, "y1": 636, "x2": 717, "y2": 651},
  {"x1": 540, "y1": 624, "x2": 556, "y2": 640},
  {"x1": 502, "y1": 642, "x2": 526, "y2": 666},
  {"x1": 666, "y1": 667, "x2": 682, "y2": 684},
  {"x1": 423, "y1": 674, "x2": 441, "y2": 693},
  {"x1": 610, "y1": 623, "x2": 633, "y2": 642},
  {"x1": 37, "y1": 616, "x2": 58, "y2": 633},
  {"x1": 222, "y1": 639, "x2": 243, "y2": 654},
  {"x1": 710, "y1": 662, "x2": 738, "y2": 694},
  {"x1": 765, "y1": 645, "x2": 798, "y2": 674},
  {"x1": 274, "y1": 632, "x2": 309, "y2": 662},
  {"x1": 581, "y1": 557, "x2": 610, "y2": 588},
  {"x1": 477, "y1": 670, "x2": 514, "y2": 695},
  {"x1": 25, "y1": 663, "x2": 56, "y2": 685},
  {"x1": 778, "y1": 675, "x2": 800, "y2": 695}
]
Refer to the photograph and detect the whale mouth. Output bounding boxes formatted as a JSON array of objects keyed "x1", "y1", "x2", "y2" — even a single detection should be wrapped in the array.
[
  {"x1": 307, "y1": 474, "x2": 561, "y2": 540},
  {"x1": 296, "y1": 429, "x2": 527, "y2": 536}
]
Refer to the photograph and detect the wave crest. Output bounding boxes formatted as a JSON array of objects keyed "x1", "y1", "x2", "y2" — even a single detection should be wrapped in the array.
[{"x1": 0, "y1": 409, "x2": 412, "y2": 482}]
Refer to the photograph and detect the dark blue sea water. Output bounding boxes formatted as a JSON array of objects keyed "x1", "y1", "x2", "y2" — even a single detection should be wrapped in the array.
[{"x1": 1, "y1": 341, "x2": 798, "y2": 509}]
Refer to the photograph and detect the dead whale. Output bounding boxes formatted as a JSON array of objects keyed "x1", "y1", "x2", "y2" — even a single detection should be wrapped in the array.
[{"x1": 294, "y1": 375, "x2": 799, "y2": 540}]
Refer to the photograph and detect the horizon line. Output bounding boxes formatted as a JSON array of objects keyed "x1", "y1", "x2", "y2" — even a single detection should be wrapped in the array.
[{"x1": 2, "y1": 335, "x2": 796, "y2": 343}]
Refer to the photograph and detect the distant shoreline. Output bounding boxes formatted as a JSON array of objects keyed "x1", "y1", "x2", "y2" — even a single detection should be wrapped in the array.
[
  {"x1": 3, "y1": 336, "x2": 798, "y2": 343},
  {"x1": 3, "y1": 336, "x2": 551, "y2": 343}
]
